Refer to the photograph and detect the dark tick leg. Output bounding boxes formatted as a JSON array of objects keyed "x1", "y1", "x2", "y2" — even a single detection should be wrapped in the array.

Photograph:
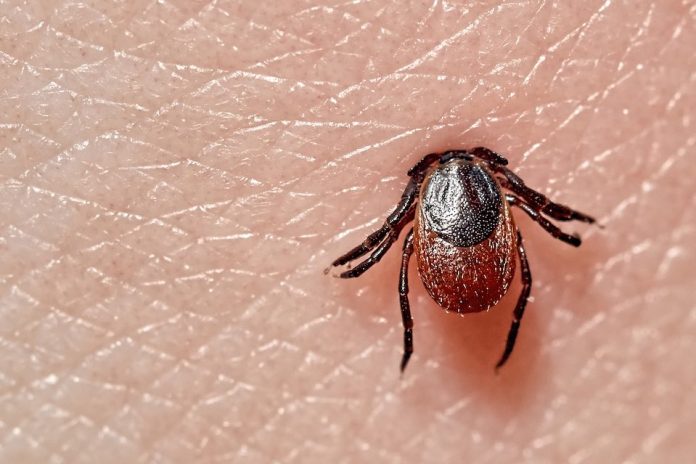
[
  {"x1": 494, "y1": 166, "x2": 596, "y2": 224},
  {"x1": 399, "y1": 228, "x2": 415, "y2": 373},
  {"x1": 333, "y1": 152, "x2": 439, "y2": 269},
  {"x1": 407, "y1": 152, "x2": 441, "y2": 176},
  {"x1": 331, "y1": 178, "x2": 419, "y2": 268},
  {"x1": 439, "y1": 150, "x2": 473, "y2": 164},
  {"x1": 338, "y1": 208, "x2": 414, "y2": 278},
  {"x1": 496, "y1": 230, "x2": 532, "y2": 370},
  {"x1": 506, "y1": 194, "x2": 582, "y2": 247},
  {"x1": 469, "y1": 146, "x2": 509, "y2": 165}
]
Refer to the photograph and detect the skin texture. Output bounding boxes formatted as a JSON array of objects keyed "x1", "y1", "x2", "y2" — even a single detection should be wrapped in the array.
[{"x1": 0, "y1": 1, "x2": 694, "y2": 463}]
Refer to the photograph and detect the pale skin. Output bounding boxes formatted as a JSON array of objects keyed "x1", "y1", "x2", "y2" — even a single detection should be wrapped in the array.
[{"x1": 1, "y1": 1, "x2": 695, "y2": 463}]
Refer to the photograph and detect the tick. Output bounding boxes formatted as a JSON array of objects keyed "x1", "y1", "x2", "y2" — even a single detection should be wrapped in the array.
[{"x1": 329, "y1": 148, "x2": 597, "y2": 372}]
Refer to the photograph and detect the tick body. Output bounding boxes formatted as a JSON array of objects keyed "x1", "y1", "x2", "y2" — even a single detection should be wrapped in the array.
[
  {"x1": 330, "y1": 148, "x2": 597, "y2": 372},
  {"x1": 415, "y1": 159, "x2": 516, "y2": 314}
]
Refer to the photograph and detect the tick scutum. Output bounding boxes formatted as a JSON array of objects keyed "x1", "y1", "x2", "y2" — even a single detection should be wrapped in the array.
[{"x1": 421, "y1": 160, "x2": 502, "y2": 247}]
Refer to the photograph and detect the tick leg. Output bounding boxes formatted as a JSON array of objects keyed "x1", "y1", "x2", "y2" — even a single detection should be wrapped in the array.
[
  {"x1": 438, "y1": 147, "x2": 509, "y2": 166},
  {"x1": 494, "y1": 166, "x2": 596, "y2": 224},
  {"x1": 495, "y1": 230, "x2": 532, "y2": 370},
  {"x1": 506, "y1": 194, "x2": 582, "y2": 247},
  {"x1": 338, "y1": 208, "x2": 414, "y2": 278},
  {"x1": 438, "y1": 150, "x2": 473, "y2": 164},
  {"x1": 331, "y1": 177, "x2": 419, "y2": 267},
  {"x1": 333, "y1": 150, "x2": 439, "y2": 269},
  {"x1": 407, "y1": 152, "x2": 442, "y2": 176},
  {"x1": 399, "y1": 228, "x2": 415, "y2": 373},
  {"x1": 469, "y1": 146, "x2": 509, "y2": 165}
]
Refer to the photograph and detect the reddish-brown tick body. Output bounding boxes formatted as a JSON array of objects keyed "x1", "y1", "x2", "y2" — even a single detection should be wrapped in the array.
[
  {"x1": 414, "y1": 160, "x2": 517, "y2": 314},
  {"x1": 330, "y1": 148, "x2": 597, "y2": 372}
]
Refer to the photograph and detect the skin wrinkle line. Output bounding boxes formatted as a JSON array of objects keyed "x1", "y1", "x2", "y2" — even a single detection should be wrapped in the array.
[
  {"x1": 330, "y1": 216, "x2": 381, "y2": 243},
  {"x1": 244, "y1": 16, "x2": 317, "y2": 47},
  {"x1": 393, "y1": 6, "x2": 492, "y2": 73},
  {"x1": 117, "y1": 160, "x2": 184, "y2": 171},
  {"x1": 334, "y1": 23, "x2": 376, "y2": 49},
  {"x1": 284, "y1": 203, "x2": 324, "y2": 227},
  {"x1": 157, "y1": 102, "x2": 248, "y2": 122},
  {"x1": 47, "y1": 24, "x2": 107, "y2": 53},
  {"x1": 331, "y1": 72, "x2": 471, "y2": 101},
  {"x1": 671, "y1": 15, "x2": 688, "y2": 40},
  {"x1": 555, "y1": 104, "x2": 588, "y2": 132},
  {"x1": 406, "y1": 0, "x2": 439, "y2": 42},
  {"x1": 243, "y1": 120, "x2": 410, "y2": 131},
  {"x1": 664, "y1": 82, "x2": 687, "y2": 112},
  {"x1": 190, "y1": 69, "x2": 329, "y2": 97},
  {"x1": 0, "y1": 304, "x2": 98, "y2": 362},
  {"x1": 512, "y1": 0, "x2": 548, "y2": 48},
  {"x1": 290, "y1": 314, "x2": 335, "y2": 338},
  {"x1": 246, "y1": 47, "x2": 325, "y2": 69},
  {"x1": 521, "y1": 54, "x2": 547, "y2": 87},
  {"x1": 493, "y1": 99, "x2": 581, "y2": 125},
  {"x1": 78, "y1": 96, "x2": 149, "y2": 113},
  {"x1": 655, "y1": 246, "x2": 685, "y2": 279},
  {"x1": 591, "y1": 119, "x2": 660, "y2": 164},
  {"x1": 279, "y1": 281, "x2": 310, "y2": 298},
  {"x1": 330, "y1": 126, "x2": 424, "y2": 165},
  {"x1": 431, "y1": 85, "x2": 483, "y2": 125},
  {"x1": 24, "y1": 184, "x2": 105, "y2": 209},
  {"x1": 174, "y1": 268, "x2": 227, "y2": 283},
  {"x1": 198, "y1": 234, "x2": 255, "y2": 242},
  {"x1": 489, "y1": 57, "x2": 526, "y2": 75},
  {"x1": 4, "y1": 224, "x2": 60, "y2": 253}
]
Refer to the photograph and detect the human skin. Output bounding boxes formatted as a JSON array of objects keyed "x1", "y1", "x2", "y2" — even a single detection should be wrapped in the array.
[{"x1": 1, "y1": 1, "x2": 695, "y2": 463}]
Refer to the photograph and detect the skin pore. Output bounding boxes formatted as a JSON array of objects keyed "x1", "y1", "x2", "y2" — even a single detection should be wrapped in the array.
[{"x1": 1, "y1": 1, "x2": 695, "y2": 463}]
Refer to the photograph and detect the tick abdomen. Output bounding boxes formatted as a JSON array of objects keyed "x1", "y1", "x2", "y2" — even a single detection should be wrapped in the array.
[{"x1": 414, "y1": 160, "x2": 517, "y2": 313}]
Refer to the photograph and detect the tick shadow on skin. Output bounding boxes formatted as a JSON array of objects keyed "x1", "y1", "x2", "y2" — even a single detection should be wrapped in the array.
[
  {"x1": 417, "y1": 216, "x2": 605, "y2": 415},
  {"x1": 416, "y1": 276, "x2": 544, "y2": 415},
  {"x1": 330, "y1": 248, "x2": 542, "y2": 414},
  {"x1": 328, "y1": 214, "x2": 602, "y2": 416}
]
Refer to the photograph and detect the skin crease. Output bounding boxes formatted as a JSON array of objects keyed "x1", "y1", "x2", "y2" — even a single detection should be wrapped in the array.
[{"x1": 0, "y1": 0, "x2": 694, "y2": 463}]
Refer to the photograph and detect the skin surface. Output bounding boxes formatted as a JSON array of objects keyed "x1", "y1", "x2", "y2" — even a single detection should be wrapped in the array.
[{"x1": 1, "y1": 1, "x2": 695, "y2": 463}]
